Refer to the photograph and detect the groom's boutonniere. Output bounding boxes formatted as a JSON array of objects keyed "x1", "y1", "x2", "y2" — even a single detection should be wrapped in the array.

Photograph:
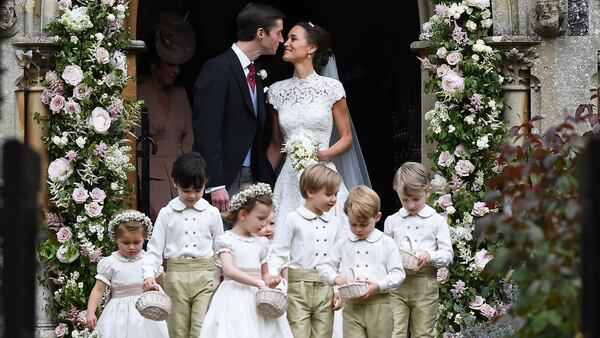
[{"x1": 258, "y1": 69, "x2": 268, "y2": 80}]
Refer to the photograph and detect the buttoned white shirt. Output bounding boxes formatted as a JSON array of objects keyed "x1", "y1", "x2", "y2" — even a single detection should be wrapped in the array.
[
  {"x1": 142, "y1": 197, "x2": 224, "y2": 279},
  {"x1": 269, "y1": 206, "x2": 343, "y2": 275},
  {"x1": 383, "y1": 204, "x2": 453, "y2": 268},
  {"x1": 318, "y1": 229, "x2": 405, "y2": 293}
]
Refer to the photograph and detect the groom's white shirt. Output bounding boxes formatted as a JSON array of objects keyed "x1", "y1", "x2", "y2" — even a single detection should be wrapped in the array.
[{"x1": 206, "y1": 43, "x2": 257, "y2": 193}]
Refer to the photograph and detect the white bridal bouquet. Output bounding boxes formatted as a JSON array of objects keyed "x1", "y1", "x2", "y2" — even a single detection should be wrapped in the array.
[{"x1": 283, "y1": 133, "x2": 320, "y2": 174}]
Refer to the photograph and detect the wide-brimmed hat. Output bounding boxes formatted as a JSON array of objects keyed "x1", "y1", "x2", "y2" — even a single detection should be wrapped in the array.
[{"x1": 155, "y1": 12, "x2": 195, "y2": 64}]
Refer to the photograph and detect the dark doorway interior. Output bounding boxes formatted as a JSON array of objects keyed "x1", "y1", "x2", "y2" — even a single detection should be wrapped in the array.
[{"x1": 137, "y1": 0, "x2": 421, "y2": 221}]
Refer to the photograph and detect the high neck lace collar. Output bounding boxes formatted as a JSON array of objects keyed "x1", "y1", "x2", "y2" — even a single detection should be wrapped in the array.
[
  {"x1": 112, "y1": 251, "x2": 143, "y2": 262},
  {"x1": 292, "y1": 71, "x2": 318, "y2": 83}
]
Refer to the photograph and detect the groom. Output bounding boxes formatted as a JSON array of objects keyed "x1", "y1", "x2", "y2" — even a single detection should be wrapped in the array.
[{"x1": 192, "y1": 2, "x2": 284, "y2": 211}]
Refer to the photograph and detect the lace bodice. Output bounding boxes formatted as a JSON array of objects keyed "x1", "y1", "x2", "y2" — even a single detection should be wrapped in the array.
[{"x1": 267, "y1": 72, "x2": 345, "y2": 148}]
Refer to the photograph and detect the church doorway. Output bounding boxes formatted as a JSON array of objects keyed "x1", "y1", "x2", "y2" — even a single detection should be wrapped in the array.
[{"x1": 136, "y1": 0, "x2": 421, "y2": 220}]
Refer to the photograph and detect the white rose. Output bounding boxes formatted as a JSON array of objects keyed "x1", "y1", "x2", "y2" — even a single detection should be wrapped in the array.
[
  {"x1": 446, "y1": 206, "x2": 456, "y2": 214},
  {"x1": 441, "y1": 70, "x2": 465, "y2": 95},
  {"x1": 454, "y1": 144, "x2": 467, "y2": 158},
  {"x1": 465, "y1": 20, "x2": 477, "y2": 31},
  {"x1": 476, "y1": 135, "x2": 489, "y2": 149},
  {"x1": 455, "y1": 159, "x2": 475, "y2": 177},
  {"x1": 60, "y1": 136, "x2": 68, "y2": 146},
  {"x1": 446, "y1": 52, "x2": 462, "y2": 65},
  {"x1": 75, "y1": 137, "x2": 87, "y2": 148},
  {"x1": 448, "y1": 125, "x2": 455, "y2": 133},
  {"x1": 437, "y1": 64, "x2": 450, "y2": 77},
  {"x1": 474, "y1": 249, "x2": 494, "y2": 270},
  {"x1": 61, "y1": 64, "x2": 84, "y2": 86},
  {"x1": 49, "y1": 95, "x2": 66, "y2": 113},
  {"x1": 471, "y1": 54, "x2": 480, "y2": 62},
  {"x1": 72, "y1": 186, "x2": 89, "y2": 204},
  {"x1": 481, "y1": 9, "x2": 491, "y2": 19},
  {"x1": 464, "y1": 0, "x2": 490, "y2": 9},
  {"x1": 84, "y1": 202, "x2": 103, "y2": 218},
  {"x1": 94, "y1": 33, "x2": 104, "y2": 41},
  {"x1": 488, "y1": 99, "x2": 496, "y2": 108},
  {"x1": 95, "y1": 47, "x2": 110, "y2": 64},
  {"x1": 438, "y1": 151, "x2": 455, "y2": 168},
  {"x1": 48, "y1": 158, "x2": 73, "y2": 182},
  {"x1": 436, "y1": 47, "x2": 448, "y2": 59},
  {"x1": 107, "y1": 13, "x2": 116, "y2": 21},
  {"x1": 481, "y1": 19, "x2": 493, "y2": 28},
  {"x1": 115, "y1": 4, "x2": 126, "y2": 13},
  {"x1": 73, "y1": 83, "x2": 90, "y2": 100},
  {"x1": 52, "y1": 136, "x2": 63, "y2": 146},
  {"x1": 431, "y1": 173, "x2": 448, "y2": 194},
  {"x1": 110, "y1": 51, "x2": 127, "y2": 73},
  {"x1": 111, "y1": 182, "x2": 119, "y2": 190},
  {"x1": 56, "y1": 244, "x2": 79, "y2": 263},
  {"x1": 101, "y1": 0, "x2": 115, "y2": 6},
  {"x1": 89, "y1": 107, "x2": 112, "y2": 134},
  {"x1": 70, "y1": 35, "x2": 78, "y2": 43}
]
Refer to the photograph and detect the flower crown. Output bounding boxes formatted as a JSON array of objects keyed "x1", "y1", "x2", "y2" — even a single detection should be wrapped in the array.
[
  {"x1": 108, "y1": 210, "x2": 153, "y2": 241},
  {"x1": 229, "y1": 182, "x2": 272, "y2": 212}
]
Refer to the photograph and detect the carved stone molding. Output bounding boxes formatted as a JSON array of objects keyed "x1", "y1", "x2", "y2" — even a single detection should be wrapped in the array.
[{"x1": 502, "y1": 47, "x2": 539, "y2": 85}]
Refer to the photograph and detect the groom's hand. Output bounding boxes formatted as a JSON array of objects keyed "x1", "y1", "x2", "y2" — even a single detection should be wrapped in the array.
[{"x1": 211, "y1": 188, "x2": 230, "y2": 211}]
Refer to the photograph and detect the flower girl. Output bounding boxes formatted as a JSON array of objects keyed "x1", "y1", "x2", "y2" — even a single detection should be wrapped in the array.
[
  {"x1": 85, "y1": 210, "x2": 168, "y2": 338},
  {"x1": 199, "y1": 183, "x2": 294, "y2": 338}
]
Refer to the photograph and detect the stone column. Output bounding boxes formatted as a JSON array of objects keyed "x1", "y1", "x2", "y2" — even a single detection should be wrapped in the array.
[{"x1": 500, "y1": 47, "x2": 539, "y2": 131}]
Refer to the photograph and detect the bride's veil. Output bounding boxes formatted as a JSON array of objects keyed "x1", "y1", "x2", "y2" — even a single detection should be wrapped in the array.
[{"x1": 320, "y1": 55, "x2": 372, "y2": 189}]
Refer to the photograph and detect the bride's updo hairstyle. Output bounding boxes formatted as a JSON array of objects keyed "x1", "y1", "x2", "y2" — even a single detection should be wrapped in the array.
[{"x1": 296, "y1": 22, "x2": 333, "y2": 71}]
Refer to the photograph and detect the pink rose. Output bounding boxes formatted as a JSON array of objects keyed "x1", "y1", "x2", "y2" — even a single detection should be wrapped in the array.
[
  {"x1": 57, "y1": 0, "x2": 71, "y2": 10},
  {"x1": 89, "y1": 107, "x2": 112, "y2": 134},
  {"x1": 49, "y1": 95, "x2": 66, "y2": 113},
  {"x1": 62, "y1": 64, "x2": 84, "y2": 86},
  {"x1": 471, "y1": 201, "x2": 490, "y2": 217},
  {"x1": 56, "y1": 227, "x2": 73, "y2": 243},
  {"x1": 437, "y1": 194, "x2": 453, "y2": 208},
  {"x1": 455, "y1": 159, "x2": 475, "y2": 177},
  {"x1": 446, "y1": 52, "x2": 462, "y2": 65},
  {"x1": 436, "y1": 267, "x2": 450, "y2": 283},
  {"x1": 474, "y1": 249, "x2": 494, "y2": 270},
  {"x1": 438, "y1": 151, "x2": 455, "y2": 168},
  {"x1": 437, "y1": 64, "x2": 450, "y2": 77},
  {"x1": 41, "y1": 89, "x2": 51, "y2": 104},
  {"x1": 441, "y1": 70, "x2": 465, "y2": 95},
  {"x1": 84, "y1": 202, "x2": 103, "y2": 218},
  {"x1": 95, "y1": 47, "x2": 110, "y2": 64},
  {"x1": 469, "y1": 295, "x2": 485, "y2": 310},
  {"x1": 103, "y1": 73, "x2": 115, "y2": 87},
  {"x1": 64, "y1": 99, "x2": 81, "y2": 115},
  {"x1": 55, "y1": 323, "x2": 68, "y2": 337},
  {"x1": 73, "y1": 83, "x2": 90, "y2": 100},
  {"x1": 90, "y1": 187, "x2": 106, "y2": 203},
  {"x1": 72, "y1": 186, "x2": 89, "y2": 204},
  {"x1": 480, "y1": 303, "x2": 496, "y2": 318},
  {"x1": 101, "y1": 0, "x2": 115, "y2": 6}
]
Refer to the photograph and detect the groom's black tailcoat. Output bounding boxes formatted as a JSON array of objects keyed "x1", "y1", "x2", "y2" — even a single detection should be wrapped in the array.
[{"x1": 192, "y1": 48, "x2": 275, "y2": 188}]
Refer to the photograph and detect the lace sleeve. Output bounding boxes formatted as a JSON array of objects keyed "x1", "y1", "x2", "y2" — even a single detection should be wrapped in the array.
[
  {"x1": 266, "y1": 82, "x2": 283, "y2": 110},
  {"x1": 327, "y1": 79, "x2": 346, "y2": 107}
]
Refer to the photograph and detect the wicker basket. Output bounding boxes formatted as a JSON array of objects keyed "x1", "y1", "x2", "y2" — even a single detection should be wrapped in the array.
[
  {"x1": 135, "y1": 285, "x2": 172, "y2": 321},
  {"x1": 256, "y1": 280, "x2": 288, "y2": 318},
  {"x1": 338, "y1": 268, "x2": 367, "y2": 300},
  {"x1": 400, "y1": 236, "x2": 420, "y2": 274}
]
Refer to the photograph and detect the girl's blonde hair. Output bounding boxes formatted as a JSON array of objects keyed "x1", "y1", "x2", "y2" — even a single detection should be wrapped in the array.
[
  {"x1": 108, "y1": 209, "x2": 152, "y2": 241},
  {"x1": 344, "y1": 185, "x2": 381, "y2": 222},
  {"x1": 393, "y1": 162, "x2": 432, "y2": 197},
  {"x1": 299, "y1": 164, "x2": 342, "y2": 199}
]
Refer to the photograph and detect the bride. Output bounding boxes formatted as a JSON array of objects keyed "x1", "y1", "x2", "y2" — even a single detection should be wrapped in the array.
[{"x1": 266, "y1": 21, "x2": 367, "y2": 227}]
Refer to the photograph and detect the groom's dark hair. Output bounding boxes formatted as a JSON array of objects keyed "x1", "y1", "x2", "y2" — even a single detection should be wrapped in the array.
[{"x1": 236, "y1": 2, "x2": 284, "y2": 41}]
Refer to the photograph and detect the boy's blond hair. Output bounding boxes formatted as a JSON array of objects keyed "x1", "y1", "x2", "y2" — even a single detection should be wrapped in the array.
[
  {"x1": 299, "y1": 163, "x2": 342, "y2": 199},
  {"x1": 393, "y1": 162, "x2": 432, "y2": 196},
  {"x1": 344, "y1": 185, "x2": 381, "y2": 222}
]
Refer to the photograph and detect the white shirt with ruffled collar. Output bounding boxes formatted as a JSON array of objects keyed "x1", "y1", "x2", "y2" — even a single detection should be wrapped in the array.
[
  {"x1": 142, "y1": 197, "x2": 224, "y2": 279},
  {"x1": 317, "y1": 229, "x2": 405, "y2": 293},
  {"x1": 383, "y1": 204, "x2": 453, "y2": 268},
  {"x1": 269, "y1": 205, "x2": 343, "y2": 275}
]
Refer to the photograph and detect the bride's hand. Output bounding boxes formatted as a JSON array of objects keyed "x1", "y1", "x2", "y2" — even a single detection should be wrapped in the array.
[{"x1": 316, "y1": 149, "x2": 331, "y2": 162}]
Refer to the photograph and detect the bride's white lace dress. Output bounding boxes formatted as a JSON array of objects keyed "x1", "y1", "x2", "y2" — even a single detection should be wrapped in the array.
[{"x1": 267, "y1": 72, "x2": 349, "y2": 228}]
